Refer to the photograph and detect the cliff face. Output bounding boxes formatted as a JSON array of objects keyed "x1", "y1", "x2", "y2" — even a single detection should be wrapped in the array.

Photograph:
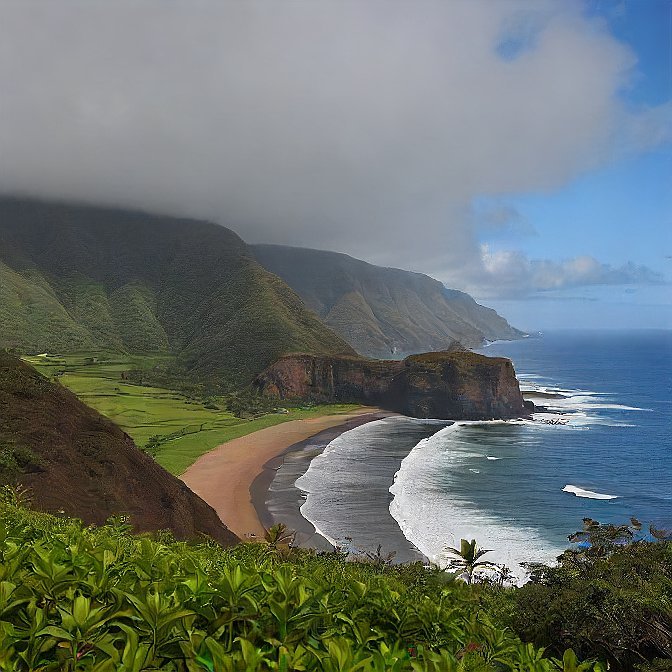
[
  {"x1": 255, "y1": 351, "x2": 533, "y2": 420},
  {"x1": 397, "y1": 352, "x2": 532, "y2": 419},
  {"x1": 0, "y1": 353, "x2": 239, "y2": 546}
]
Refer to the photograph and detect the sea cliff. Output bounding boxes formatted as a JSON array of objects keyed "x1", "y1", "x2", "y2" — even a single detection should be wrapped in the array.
[{"x1": 255, "y1": 351, "x2": 533, "y2": 420}]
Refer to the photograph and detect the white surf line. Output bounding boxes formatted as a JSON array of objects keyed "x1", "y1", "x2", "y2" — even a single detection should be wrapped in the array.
[
  {"x1": 562, "y1": 485, "x2": 618, "y2": 500},
  {"x1": 388, "y1": 419, "x2": 566, "y2": 583}
]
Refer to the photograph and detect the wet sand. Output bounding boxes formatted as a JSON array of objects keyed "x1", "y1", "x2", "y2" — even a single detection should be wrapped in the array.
[
  {"x1": 265, "y1": 414, "x2": 438, "y2": 562},
  {"x1": 251, "y1": 411, "x2": 391, "y2": 549},
  {"x1": 180, "y1": 409, "x2": 384, "y2": 540}
]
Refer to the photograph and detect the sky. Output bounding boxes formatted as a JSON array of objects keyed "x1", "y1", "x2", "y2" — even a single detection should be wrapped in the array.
[{"x1": 0, "y1": 0, "x2": 670, "y2": 331}]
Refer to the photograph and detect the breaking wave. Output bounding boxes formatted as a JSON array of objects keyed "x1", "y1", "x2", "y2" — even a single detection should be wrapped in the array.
[{"x1": 562, "y1": 485, "x2": 618, "y2": 500}]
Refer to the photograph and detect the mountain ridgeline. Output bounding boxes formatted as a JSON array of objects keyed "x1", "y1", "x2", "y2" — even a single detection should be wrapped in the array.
[
  {"x1": 0, "y1": 197, "x2": 524, "y2": 394},
  {"x1": 252, "y1": 244, "x2": 524, "y2": 358},
  {"x1": 0, "y1": 198, "x2": 354, "y2": 386}
]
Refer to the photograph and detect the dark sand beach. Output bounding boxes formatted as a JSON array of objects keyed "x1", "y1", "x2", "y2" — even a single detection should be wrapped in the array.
[
  {"x1": 180, "y1": 409, "x2": 385, "y2": 539},
  {"x1": 251, "y1": 411, "x2": 391, "y2": 549}
]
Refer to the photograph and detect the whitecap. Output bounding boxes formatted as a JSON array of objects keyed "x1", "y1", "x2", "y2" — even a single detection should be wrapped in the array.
[
  {"x1": 389, "y1": 423, "x2": 566, "y2": 583},
  {"x1": 562, "y1": 485, "x2": 618, "y2": 500},
  {"x1": 545, "y1": 395, "x2": 652, "y2": 413}
]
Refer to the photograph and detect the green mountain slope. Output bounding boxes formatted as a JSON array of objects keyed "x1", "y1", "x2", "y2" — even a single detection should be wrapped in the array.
[
  {"x1": 0, "y1": 198, "x2": 353, "y2": 385},
  {"x1": 252, "y1": 244, "x2": 525, "y2": 358}
]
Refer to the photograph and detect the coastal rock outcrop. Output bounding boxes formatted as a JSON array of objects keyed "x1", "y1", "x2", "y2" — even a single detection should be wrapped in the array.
[{"x1": 255, "y1": 351, "x2": 533, "y2": 420}]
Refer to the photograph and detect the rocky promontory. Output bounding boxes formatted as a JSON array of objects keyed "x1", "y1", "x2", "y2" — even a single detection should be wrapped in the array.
[{"x1": 255, "y1": 350, "x2": 533, "y2": 420}]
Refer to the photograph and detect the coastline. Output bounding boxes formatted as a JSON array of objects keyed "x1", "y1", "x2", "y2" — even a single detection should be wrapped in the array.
[
  {"x1": 251, "y1": 411, "x2": 391, "y2": 549},
  {"x1": 180, "y1": 408, "x2": 385, "y2": 540},
  {"x1": 285, "y1": 415, "x2": 446, "y2": 563}
]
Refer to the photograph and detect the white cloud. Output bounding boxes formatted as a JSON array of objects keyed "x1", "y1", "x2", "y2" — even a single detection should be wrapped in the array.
[
  {"x1": 0, "y1": 0, "x2": 667, "y2": 277},
  {"x1": 456, "y1": 245, "x2": 666, "y2": 299}
]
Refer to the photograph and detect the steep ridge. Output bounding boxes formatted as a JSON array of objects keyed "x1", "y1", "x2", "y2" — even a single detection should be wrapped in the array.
[
  {"x1": 0, "y1": 353, "x2": 238, "y2": 544},
  {"x1": 252, "y1": 244, "x2": 524, "y2": 358},
  {"x1": 255, "y1": 350, "x2": 533, "y2": 420},
  {"x1": 0, "y1": 198, "x2": 354, "y2": 386}
]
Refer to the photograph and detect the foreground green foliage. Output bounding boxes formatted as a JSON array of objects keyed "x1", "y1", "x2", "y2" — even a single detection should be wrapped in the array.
[
  {"x1": 22, "y1": 353, "x2": 360, "y2": 475},
  {"x1": 0, "y1": 497, "x2": 602, "y2": 672},
  {"x1": 484, "y1": 520, "x2": 672, "y2": 672}
]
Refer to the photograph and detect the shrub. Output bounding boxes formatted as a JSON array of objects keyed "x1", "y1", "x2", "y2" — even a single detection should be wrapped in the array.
[
  {"x1": 486, "y1": 521, "x2": 672, "y2": 671},
  {"x1": 0, "y1": 499, "x2": 605, "y2": 671}
]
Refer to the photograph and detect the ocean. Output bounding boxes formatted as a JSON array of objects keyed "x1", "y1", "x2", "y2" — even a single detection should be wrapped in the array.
[{"x1": 268, "y1": 330, "x2": 672, "y2": 578}]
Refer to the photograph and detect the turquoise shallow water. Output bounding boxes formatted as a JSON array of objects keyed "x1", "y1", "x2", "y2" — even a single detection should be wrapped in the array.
[{"x1": 276, "y1": 330, "x2": 671, "y2": 575}]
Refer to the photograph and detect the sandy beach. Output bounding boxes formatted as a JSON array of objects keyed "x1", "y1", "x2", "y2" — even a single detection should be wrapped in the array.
[{"x1": 180, "y1": 409, "x2": 383, "y2": 540}]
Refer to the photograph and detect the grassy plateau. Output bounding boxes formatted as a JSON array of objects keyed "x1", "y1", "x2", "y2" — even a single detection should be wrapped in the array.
[{"x1": 23, "y1": 353, "x2": 360, "y2": 476}]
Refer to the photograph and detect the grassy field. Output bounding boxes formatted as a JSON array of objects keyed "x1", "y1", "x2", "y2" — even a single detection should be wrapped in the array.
[{"x1": 23, "y1": 353, "x2": 360, "y2": 475}]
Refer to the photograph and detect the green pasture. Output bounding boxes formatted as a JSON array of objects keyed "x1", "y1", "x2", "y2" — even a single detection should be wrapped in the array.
[{"x1": 23, "y1": 353, "x2": 359, "y2": 475}]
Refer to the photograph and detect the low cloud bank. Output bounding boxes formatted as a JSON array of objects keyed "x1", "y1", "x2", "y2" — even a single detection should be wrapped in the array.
[
  {"x1": 459, "y1": 248, "x2": 665, "y2": 299},
  {"x1": 0, "y1": 0, "x2": 668, "y2": 290}
]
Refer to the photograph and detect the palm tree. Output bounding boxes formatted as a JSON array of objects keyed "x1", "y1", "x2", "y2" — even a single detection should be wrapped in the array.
[
  {"x1": 264, "y1": 523, "x2": 295, "y2": 549},
  {"x1": 443, "y1": 538, "x2": 497, "y2": 584}
]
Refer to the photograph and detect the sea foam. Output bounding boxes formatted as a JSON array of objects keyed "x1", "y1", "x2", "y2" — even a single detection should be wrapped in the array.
[
  {"x1": 295, "y1": 356, "x2": 654, "y2": 581},
  {"x1": 388, "y1": 422, "x2": 565, "y2": 583},
  {"x1": 562, "y1": 485, "x2": 618, "y2": 500},
  {"x1": 524, "y1": 380, "x2": 646, "y2": 428},
  {"x1": 295, "y1": 416, "x2": 444, "y2": 562}
]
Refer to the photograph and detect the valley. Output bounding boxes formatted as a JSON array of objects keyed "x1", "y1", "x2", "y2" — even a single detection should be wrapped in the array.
[
  {"x1": 0, "y1": 2, "x2": 668, "y2": 667},
  {"x1": 23, "y1": 352, "x2": 360, "y2": 475}
]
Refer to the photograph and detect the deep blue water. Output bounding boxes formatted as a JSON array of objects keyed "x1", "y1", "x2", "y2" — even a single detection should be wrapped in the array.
[
  {"x1": 281, "y1": 330, "x2": 671, "y2": 574},
  {"x1": 476, "y1": 330, "x2": 671, "y2": 533}
]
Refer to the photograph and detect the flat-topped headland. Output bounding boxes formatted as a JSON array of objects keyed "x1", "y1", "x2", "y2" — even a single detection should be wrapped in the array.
[{"x1": 255, "y1": 350, "x2": 534, "y2": 421}]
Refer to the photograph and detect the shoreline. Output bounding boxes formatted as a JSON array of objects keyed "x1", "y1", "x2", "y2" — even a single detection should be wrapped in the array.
[
  {"x1": 251, "y1": 411, "x2": 391, "y2": 550},
  {"x1": 272, "y1": 415, "x2": 442, "y2": 563},
  {"x1": 180, "y1": 408, "x2": 385, "y2": 540}
]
